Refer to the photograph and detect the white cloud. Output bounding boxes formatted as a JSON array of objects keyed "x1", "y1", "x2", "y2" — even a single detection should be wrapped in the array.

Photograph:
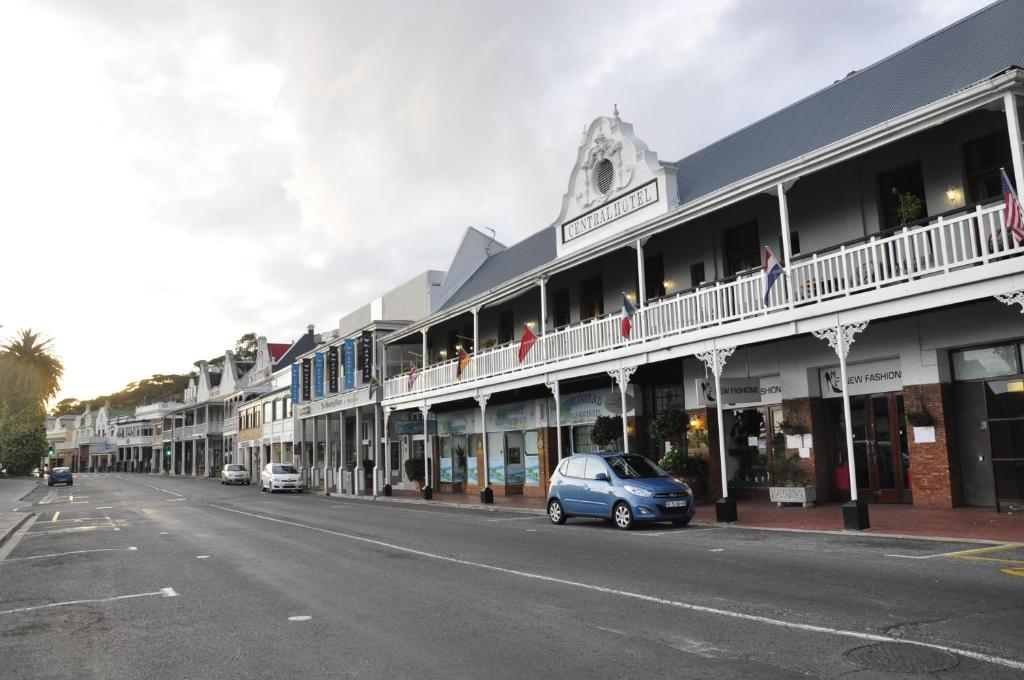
[{"x1": 0, "y1": 0, "x2": 991, "y2": 403}]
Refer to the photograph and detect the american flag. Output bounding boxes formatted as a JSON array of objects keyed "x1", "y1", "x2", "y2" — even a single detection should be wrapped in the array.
[{"x1": 1001, "y1": 168, "x2": 1024, "y2": 244}]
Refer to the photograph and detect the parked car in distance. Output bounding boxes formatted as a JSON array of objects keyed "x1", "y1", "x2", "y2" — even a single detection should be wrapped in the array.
[
  {"x1": 547, "y1": 453, "x2": 695, "y2": 530},
  {"x1": 261, "y1": 463, "x2": 303, "y2": 493},
  {"x1": 31, "y1": 467, "x2": 40, "y2": 478},
  {"x1": 221, "y1": 464, "x2": 250, "y2": 485},
  {"x1": 48, "y1": 467, "x2": 73, "y2": 487}
]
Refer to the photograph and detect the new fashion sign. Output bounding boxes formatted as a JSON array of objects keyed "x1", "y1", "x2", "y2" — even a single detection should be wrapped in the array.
[
  {"x1": 561, "y1": 179, "x2": 659, "y2": 244},
  {"x1": 695, "y1": 376, "x2": 783, "y2": 407},
  {"x1": 819, "y1": 358, "x2": 902, "y2": 398}
]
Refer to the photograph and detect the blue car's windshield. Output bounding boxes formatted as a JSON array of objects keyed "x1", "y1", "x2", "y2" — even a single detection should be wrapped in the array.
[{"x1": 606, "y1": 455, "x2": 667, "y2": 479}]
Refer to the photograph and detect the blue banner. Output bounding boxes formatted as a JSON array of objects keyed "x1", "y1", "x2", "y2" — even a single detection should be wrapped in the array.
[
  {"x1": 291, "y1": 363, "x2": 300, "y2": 403},
  {"x1": 314, "y1": 352, "x2": 325, "y2": 398},
  {"x1": 343, "y1": 338, "x2": 355, "y2": 389}
]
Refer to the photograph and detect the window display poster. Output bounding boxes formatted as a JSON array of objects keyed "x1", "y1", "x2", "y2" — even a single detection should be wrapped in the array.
[
  {"x1": 440, "y1": 457, "x2": 453, "y2": 483},
  {"x1": 467, "y1": 456, "x2": 478, "y2": 485},
  {"x1": 524, "y1": 430, "x2": 540, "y2": 486},
  {"x1": 487, "y1": 432, "x2": 505, "y2": 484}
]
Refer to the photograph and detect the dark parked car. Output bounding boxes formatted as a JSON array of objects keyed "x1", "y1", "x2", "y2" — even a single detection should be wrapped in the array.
[{"x1": 48, "y1": 467, "x2": 73, "y2": 487}]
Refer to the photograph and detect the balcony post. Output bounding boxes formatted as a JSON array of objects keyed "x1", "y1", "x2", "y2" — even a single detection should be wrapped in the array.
[
  {"x1": 381, "y1": 408, "x2": 392, "y2": 495},
  {"x1": 607, "y1": 367, "x2": 637, "y2": 453},
  {"x1": 472, "y1": 307, "x2": 479, "y2": 356},
  {"x1": 776, "y1": 182, "x2": 795, "y2": 307},
  {"x1": 546, "y1": 380, "x2": 563, "y2": 460},
  {"x1": 354, "y1": 409, "x2": 363, "y2": 495},
  {"x1": 539, "y1": 279, "x2": 547, "y2": 333},
  {"x1": 812, "y1": 319, "x2": 870, "y2": 530},
  {"x1": 420, "y1": 404, "x2": 432, "y2": 499},
  {"x1": 421, "y1": 328, "x2": 429, "y2": 371},
  {"x1": 635, "y1": 239, "x2": 646, "y2": 308},
  {"x1": 475, "y1": 394, "x2": 492, "y2": 503},
  {"x1": 695, "y1": 344, "x2": 737, "y2": 523},
  {"x1": 1005, "y1": 92, "x2": 1024, "y2": 191}
]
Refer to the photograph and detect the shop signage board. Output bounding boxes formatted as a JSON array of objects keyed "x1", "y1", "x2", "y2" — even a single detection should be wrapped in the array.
[
  {"x1": 486, "y1": 400, "x2": 545, "y2": 431},
  {"x1": 291, "y1": 363, "x2": 300, "y2": 403},
  {"x1": 819, "y1": 358, "x2": 902, "y2": 398},
  {"x1": 561, "y1": 179, "x2": 659, "y2": 244},
  {"x1": 343, "y1": 339, "x2": 355, "y2": 389},
  {"x1": 395, "y1": 419, "x2": 437, "y2": 435},
  {"x1": 313, "y1": 352, "x2": 325, "y2": 398},
  {"x1": 437, "y1": 410, "x2": 480, "y2": 436},
  {"x1": 360, "y1": 331, "x2": 373, "y2": 383},
  {"x1": 327, "y1": 346, "x2": 339, "y2": 393},
  {"x1": 552, "y1": 389, "x2": 634, "y2": 426},
  {"x1": 694, "y1": 376, "x2": 783, "y2": 408},
  {"x1": 301, "y1": 359, "x2": 311, "y2": 401}
]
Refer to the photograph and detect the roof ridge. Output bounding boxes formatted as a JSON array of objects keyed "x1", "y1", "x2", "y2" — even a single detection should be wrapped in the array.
[{"x1": 673, "y1": 0, "x2": 1009, "y2": 165}]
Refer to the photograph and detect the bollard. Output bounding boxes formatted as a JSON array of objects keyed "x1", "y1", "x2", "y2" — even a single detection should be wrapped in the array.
[
  {"x1": 422, "y1": 485, "x2": 433, "y2": 500},
  {"x1": 480, "y1": 486, "x2": 494, "y2": 504},
  {"x1": 383, "y1": 483, "x2": 392, "y2": 497}
]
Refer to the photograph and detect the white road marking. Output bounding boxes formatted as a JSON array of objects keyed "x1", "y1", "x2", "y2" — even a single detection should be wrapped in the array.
[
  {"x1": 210, "y1": 504, "x2": 1024, "y2": 672},
  {"x1": 159, "y1": 532, "x2": 169, "y2": 535},
  {"x1": 69, "y1": 496, "x2": 74, "y2": 501},
  {"x1": 525, "y1": 529, "x2": 537, "y2": 533},
  {"x1": 96, "y1": 506, "x2": 113, "y2": 510},
  {"x1": 0, "y1": 587, "x2": 178, "y2": 615},
  {"x1": 51, "y1": 512, "x2": 60, "y2": 523},
  {"x1": 196, "y1": 555, "x2": 210, "y2": 559},
  {"x1": 3, "y1": 547, "x2": 138, "y2": 562},
  {"x1": 165, "y1": 498, "x2": 186, "y2": 502},
  {"x1": 288, "y1": 615, "x2": 312, "y2": 621},
  {"x1": 631, "y1": 528, "x2": 717, "y2": 537},
  {"x1": 486, "y1": 516, "x2": 545, "y2": 522},
  {"x1": 886, "y1": 550, "x2": 967, "y2": 560}
]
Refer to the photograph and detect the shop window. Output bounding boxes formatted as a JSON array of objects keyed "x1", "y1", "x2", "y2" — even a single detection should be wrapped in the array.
[
  {"x1": 498, "y1": 310, "x2": 514, "y2": 344},
  {"x1": 690, "y1": 262, "x2": 706, "y2": 287},
  {"x1": 571, "y1": 424, "x2": 598, "y2": 454},
  {"x1": 952, "y1": 344, "x2": 1020, "y2": 381},
  {"x1": 877, "y1": 161, "x2": 928, "y2": 230},
  {"x1": 554, "y1": 288, "x2": 571, "y2": 327},
  {"x1": 723, "y1": 221, "x2": 759, "y2": 276},
  {"x1": 644, "y1": 253, "x2": 666, "y2": 300},
  {"x1": 505, "y1": 431, "x2": 525, "y2": 484},
  {"x1": 579, "y1": 277, "x2": 604, "y2": 320},
  {"x1": 963, "y1": 130, "x2": 1013, "y2": 204}
]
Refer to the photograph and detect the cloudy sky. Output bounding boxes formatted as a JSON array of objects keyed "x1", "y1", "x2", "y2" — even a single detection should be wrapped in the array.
[{"x1": 0, "y1": 0, "x2": 991, "y2": 404}]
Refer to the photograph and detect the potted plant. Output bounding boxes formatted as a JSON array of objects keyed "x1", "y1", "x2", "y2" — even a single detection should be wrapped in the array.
[
  {"x1": 767, "y1": 453, "x2": 816, "y2": 507},
  {"x1": 589, "y1": 415, "x2": 623, "y2": 451},
  {"x1": 906, "y1": 408, "x2": 935, "y2": 443},
  {"x1": 777, "y1": 420, "x2": 805, "y2": 436},
  {"x1": 403, "y1": 457, "x2": 425, "y2": 491},
  {"x1": 658, "y1": 447, "x2": 708, "y2": 501}
]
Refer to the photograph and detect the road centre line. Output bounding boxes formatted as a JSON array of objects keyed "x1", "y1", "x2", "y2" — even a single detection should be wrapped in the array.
[
  {"x1": 0, "y1": 587, "x2": 177, "y2": 616},
  {"x1": 3, "y1": 547, "x2": 138, "y2": 562},
  {"x1": 51, "y1": 512, "x2": 59, "y2": 523},
  {"x1": 209, "y1": 504, "x2": 1023, "y2": 672}
]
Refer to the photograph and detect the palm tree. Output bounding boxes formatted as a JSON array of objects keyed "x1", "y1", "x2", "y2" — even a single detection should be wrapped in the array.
[{"x1": 0, "y1": 329, "x2": 64, "y2": 405}]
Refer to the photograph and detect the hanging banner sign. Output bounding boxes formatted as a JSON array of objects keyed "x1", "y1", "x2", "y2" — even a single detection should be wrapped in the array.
[
  {"x1": 343, "y1": 338, "x2": 355, "y2": 389},
  {"x1": 360, "y1": 331, "x2": 373, "y2": 383},
  {"x1": 695, "y1": 376, "x2": 783, "y2": 407},
  {"x1": 327, "y1": 346, "x2": 339, "y2": 394},
  {"x1": 313, "y1": 352, "x2": 325, "y2": 398},
  {"x1": 819, "y1": 358, "x2": 902, "y2": 398},
  {"x1": 290, "y1": 363, "x2": 300, "y2": 404},
  {"x1": 301, "y1": 358, "x2": 311, "y2": 401}
]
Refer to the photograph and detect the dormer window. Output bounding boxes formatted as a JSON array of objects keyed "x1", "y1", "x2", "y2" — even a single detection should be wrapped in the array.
[{"x1": 593, "y1": 158, "x2": 614, "y2": 195}]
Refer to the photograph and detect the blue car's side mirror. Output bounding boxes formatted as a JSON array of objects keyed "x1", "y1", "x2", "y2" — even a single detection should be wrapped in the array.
[{"x1": 594, "y1": 472, "x2": 610, "y2": 482}]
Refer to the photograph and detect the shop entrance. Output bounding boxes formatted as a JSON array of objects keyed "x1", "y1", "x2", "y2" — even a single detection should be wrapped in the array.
[{"x1": 828, "y1": 393, "x2": 910, "y2": 503}]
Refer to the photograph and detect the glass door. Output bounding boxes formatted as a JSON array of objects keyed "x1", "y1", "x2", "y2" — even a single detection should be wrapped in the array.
[{"x1": 832, "y1": 393, "x2": 911, "y2": 503}]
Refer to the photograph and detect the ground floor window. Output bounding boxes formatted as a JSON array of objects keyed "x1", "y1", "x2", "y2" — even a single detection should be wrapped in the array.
[
  {"x1": 439, "y1": 435, "x2": 468, "y2": 483},
  {"x1": 725, "y1": 405, "x2": 782, "y2": 488}
]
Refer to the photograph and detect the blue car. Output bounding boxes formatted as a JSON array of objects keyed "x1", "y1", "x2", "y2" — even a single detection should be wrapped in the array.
[
  {"x1": 547, "y1": 453, "x2": 695, "y2": 530},
  {"x1": 48, "y1": 467, "x2": 73, "y2": 487}
]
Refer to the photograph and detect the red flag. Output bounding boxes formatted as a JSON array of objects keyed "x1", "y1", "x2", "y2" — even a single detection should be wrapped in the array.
[
  {"x1": 455, "y1": 348, "x2": 470, "y2": 379},
  {"x1": 517, "y1": 325, "x2": 537, "y2": 363}
]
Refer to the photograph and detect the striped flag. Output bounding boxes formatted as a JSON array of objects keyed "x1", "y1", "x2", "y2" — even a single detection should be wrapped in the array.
[
  {"x1": 406, "y1": 363, "x2": 418, "y2": 390},
  {"x1": 620, "y1": 292, "x2": 637, "y2": 339},
  {"x1": 763, "y1": 246, "x2": 784, "y2": 306},
  {"x1": 455, "y1": 348, "x2": 470, "y2": 379},
  {"x1": 1001, "y1": 168, "x2": 1024, "y2": 244}
]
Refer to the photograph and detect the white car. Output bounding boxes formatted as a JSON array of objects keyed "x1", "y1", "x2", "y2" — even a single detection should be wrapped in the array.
[
  {"x1": 221, "y1": 464, "x2": 249, "y2": 485},
  {"x1": 261, "y1": 463, "x2": 303, "y2": 493}
]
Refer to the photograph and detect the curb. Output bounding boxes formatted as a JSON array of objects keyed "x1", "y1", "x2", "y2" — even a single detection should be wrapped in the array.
[
  {"x1": 0, "y1": 513, "x2": 34, "y2": 551},
  {"x1": 316, "y1": 492, "x2": 548, "y2": 516}
]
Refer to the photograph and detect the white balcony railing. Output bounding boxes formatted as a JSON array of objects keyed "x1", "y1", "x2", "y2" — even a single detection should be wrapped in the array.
[{"x1": 385, "y1": 202, "x2": 1021, "y2": 400}]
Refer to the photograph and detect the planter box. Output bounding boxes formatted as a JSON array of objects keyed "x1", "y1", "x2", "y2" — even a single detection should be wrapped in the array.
[{"x1": 769, "y1": 485, "x2": 817, "y2": 508}]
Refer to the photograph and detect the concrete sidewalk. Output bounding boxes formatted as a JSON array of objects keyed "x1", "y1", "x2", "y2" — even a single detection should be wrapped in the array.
[{"x1": 0, "y1": 477, "x2": 38, "y2": 548}]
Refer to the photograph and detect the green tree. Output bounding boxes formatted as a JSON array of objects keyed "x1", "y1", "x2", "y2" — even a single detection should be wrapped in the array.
[
  {"x1": 234, "y1": 332, "x2": 258, "y2": 362},
  {"x1": 0, "y1": 329, "x2": 64, "y2": 404},
  {"x1": 590, "y1": 415, "x2": 623, "y2": 451},
  {"x1": 0, "y1": 395, "x2": 46, "y2": 474}
]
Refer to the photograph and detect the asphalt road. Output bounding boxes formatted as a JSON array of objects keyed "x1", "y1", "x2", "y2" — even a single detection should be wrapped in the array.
[{"x1": 1, "y1": 474, "x2": 1022, "y2": 680}]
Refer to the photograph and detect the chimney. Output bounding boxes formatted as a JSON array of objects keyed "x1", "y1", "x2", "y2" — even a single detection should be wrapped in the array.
[{"x1": 307, "y1": 324, "x2": 315, "y2": 335}]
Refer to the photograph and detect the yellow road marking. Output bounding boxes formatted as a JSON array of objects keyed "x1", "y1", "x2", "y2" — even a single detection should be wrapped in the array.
[
  {"x1": 943, "y1": 543, "x2": 1024, "y2": 559},
  {"x1": 1001, "y1": 567, "x2": 1024, "y2": 577}
]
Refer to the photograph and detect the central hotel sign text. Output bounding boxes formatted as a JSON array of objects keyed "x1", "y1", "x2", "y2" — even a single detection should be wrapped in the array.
[{"x1": 562, "y1": 179, "x2": 659, "y2": 243}]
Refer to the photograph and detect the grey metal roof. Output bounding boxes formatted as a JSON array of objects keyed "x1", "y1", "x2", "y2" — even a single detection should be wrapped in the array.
[
  {"x1": 272, "y1": 330, "x2": 316, "y2": 371},
  {"x1": 440, "y1": 227, "x2": 556, "y2": 310},
  {"x1": 440, "y1": 0, "x2": 1024, "y2": 313}
]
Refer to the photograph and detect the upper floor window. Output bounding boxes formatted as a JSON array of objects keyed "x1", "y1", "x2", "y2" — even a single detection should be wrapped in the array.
[
  {"x1": 284, "y1": 397, "x2": 291, "y2": 418},
  {"x1": 272, "y1": 400, "x2": 279, "y2": 421},
  {"x1": 877, "y1": 161, "x2": 927, "y2": 230},
  {"x1": 644, "y1": 253, "x2": 665, "y2": 300},
  {"x1": 579, "y1": 276, "x2": 604, "y2": 321},
  {"x1": 723, "y1": 221, "x2": 759, "y2": 276},
  {"x1": 963, "y1": 131, "x2": 1013, "y2": 204},
  {"x1": 553, "y1": 288, "x2": 571, "y2": 328},
  {"x1": 690, "y1": 262, "x2": 706, "y2": 287},
  {"x1": 498, "y1": 310, "x2": 514, "y2": 344}
]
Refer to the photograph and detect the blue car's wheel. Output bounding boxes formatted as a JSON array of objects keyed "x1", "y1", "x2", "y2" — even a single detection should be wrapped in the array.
[
  {"x1": 613, "y1": 502, "x2": 634, "y2": 530},
  {"x1": 548, "y1": 498, "x2": 566, "y2": 525}
]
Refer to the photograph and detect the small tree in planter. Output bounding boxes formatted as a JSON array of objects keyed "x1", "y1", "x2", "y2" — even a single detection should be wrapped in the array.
[
  {"x1": 590, "y1": 415, "x2": 623, "y2": 451},
  {"x1": 649, "y1": 408, "x2": 689, "y2": 454},
  {"x1": 767, "y1": 453, "x2": 816, "y2": 507},
  {"x1": 403, "y1": 457, "x2": 425, "y2": 490}
]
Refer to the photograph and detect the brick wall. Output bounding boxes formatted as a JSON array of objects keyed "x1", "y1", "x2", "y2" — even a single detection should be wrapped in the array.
[
  {"x1": 903, "y1": 383, "x2": 963, "y2": 509},
  {"x1": 782, "y1": 397, "x2": 834, "y2": 503}
]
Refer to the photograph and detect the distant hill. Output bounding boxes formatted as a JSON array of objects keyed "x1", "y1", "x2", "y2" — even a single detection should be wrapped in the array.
[{"x1": 51, "y1": 373, "x2": 193, "y2": 417}]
